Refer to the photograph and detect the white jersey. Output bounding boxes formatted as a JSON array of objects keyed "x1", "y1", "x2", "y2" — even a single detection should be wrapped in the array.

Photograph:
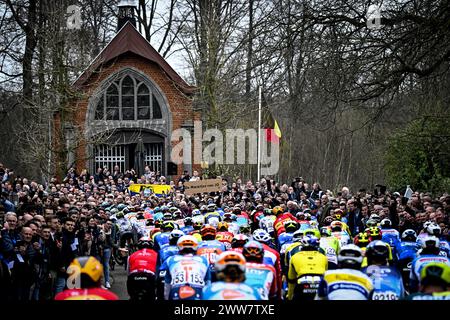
[{"x1": 317, "y1": 269, "x2": 374, "y2": 300}]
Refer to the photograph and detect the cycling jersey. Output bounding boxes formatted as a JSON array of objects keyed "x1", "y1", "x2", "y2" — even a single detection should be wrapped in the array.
[
  {"x1": 203, "y1": 282, "x2": 262, "y2": 300},
  {"x1": 159, "y1": 244, "x2": 179, "y2": 266},
  {"x1": 162, "y1": 254, "x2": 210, "y2": 300},
  {"x1": 55, "y1": 288, "x2": 119, "y2": 300},
  {"x1": 154, "y1": 232, "x2": 171, "y2": 252},
  {"x1": 252, "y1": 211, "x2": 265, "y2": 225},
  {"x1": 439, "y1": 240, "x2": 450, "y2": 258},
  {"x1": 181, "y1": 225, "x2": 194, "y2": 235},
  {"x1": 409, "y1": 254, "x2": 450, "y2": 292},
  {"x1": 317, "y1": 269, "x2": 374, "y2": 300},
  {"x1": 363, "y1": 265, "x2": 405, "y2": 300},
  {"x1": 259, "y1": 216, "x2": 276, "y2": 235},
  {"x1": 216, "y1": 231, "x2": 234, "y2": 249},
  {"x1": 287, "y1": 250, "x2": 328, "y2": 300},
  {"x1": 197, "y1": 240, "x2": 226, "y2": 274},
  {"x1": 278, "y1": 232, "x2": 294, "y2": 248},
  {"x1": 397, "y1": 241, "x2": 419, "y2": 262},
  {"x1": 274, "y1": 214, "x2": 298, "y2": 236},
  {"x1": 244, "y1": 262, "x2": 278, "y2": 300},
  {"x1": 319, "y1": 237, "x2": 340, "y2": 268},
  {"x1": 331, "y1": 231, "x2": 351, "y2": 247},
  {"x1": 381, "y1": 229, "x2": 401, "y2": 258},
  {"x1": 128, "y1": 248, "x2": 158, "y2": 275},
  {"x1": 204, "y1": 212, "x2": 222, "y2": 225}
]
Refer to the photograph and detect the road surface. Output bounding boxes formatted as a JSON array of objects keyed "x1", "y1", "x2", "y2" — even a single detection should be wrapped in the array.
[{"x1": 109, "y1": 266, "x2": 130, "y2": 300}]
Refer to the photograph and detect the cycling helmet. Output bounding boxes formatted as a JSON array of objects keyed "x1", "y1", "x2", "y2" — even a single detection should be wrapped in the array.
[
  {"x1": 323, "y1": 216, "x2": 335, "y2": 226},
  {"x1": 200, "y1": 205, "x2": 208, "y2": 213},
  {"x1": 256, "y1": 204, "x2": 264, "y2": 211},
  {"x1": 68, "y1": 256, "x2": 103, "y2": 287},
  {"x1": 338, "y1": 244, "x2": 363, "y2": 269},
  {"x1": 233, "y1": 205, "x2": 241, "y2": 214},
  {"x1": 252, "y1": 229, "x2": 271, "y2": 244},
  {"x1": 169, "y1": 230, "x2": 185, "y2": 245},
  {"x1": 217, "y1": 221, "x2": 229, "y2": 232},
  {"x1": 223, "y1": 212, "x2": 233, "y2": 222},
  {"x1": 177, "y1": 235, "x2": 198, "y2": 254},
  {"x1": 215, "y1": 251, "x2": 246, "y2": 275},
  {"x1": 184, "y1": 216, "x2": 193, "y2": 225},
  {"x1": 333, "y1": 209, "x2": 343, "y2": 221},
  {"x1": 296, "y1": 212, "x2": 305, "y2": 220},
  {"x1": 137, "y1": 236, "x2": 154, "y2": 250},
  {"x1": 192, "y1": 209, "x2": 201, "y2": 216},
  {"x1": 272, "y1": 206, "x2": 284, "y2": 215},
  {"x1": 207, "y1": 216, "x2": 220, "y2": 228},
  {"x1": 154, "y1": 206, "x2": 161, "y2": 213},
  {"x1": 239, "y1": 224, "x2": 251, "y2": 234},
  {"x1": 309, "y1": 220, "x2": 319, "y2": 228},
  {"x1": 426, "y1": 223, "x2": 441, "y2": 237},
  {"x1": 231, "y1": 234, "x2": 249, "y2": 248},
  {"x1": 420, "y1": 262, "x2": 450, "y2": 287},
  {"x1": 117, "y1": 204, "x2": 127, "y2": 211},
  {"x1": 292, "y1": 229, "x2": 305, "y2": 242},
  {"x1": 207, "y1": 203, "x2": 217, "y2": 212},
  {"x1": 162, "y1": 221, "x2": 175, "y2": 231},
  {"x1": 365, "y1": 240, "x2": 390, "y2": 264},
  {"x1": 304, "y1": 228, "x2": 320, "y2": 239},
  {"x1": 193, "y1": 221, "x2": 203, "y2": 230},
  {"x1": 284, "y1": 220, "x2": 299, "y2": 232},
  {"x1": 380, "y1": 218, "x2": 392, "y2": 229},
  {"x1": 172, "y1": 209, "x2": 182, "y2": 219},
  {"x1": 320, "y1": 227, "x2": 332, "y2": 237},
  {"x1": 423, "y1": 221, "x2": 432, "y2": 230},
  {"x1": 263, "y1": 208, "x2": 273, "y2": 216},
  {"x1": 330, "y1": 221, "x2": 343, "y2": 232},
  {"x1": 160, "y1": 205, "x2": 169, "y2": 212},
  {"x1": 201, "y1": 224, "x2": 217, "y2": 239},
  {"x1": 401, "y1": 229, "x2": 417, "y2": 242},
  {"x1": 303, "y1": 213, "x2": 312, "y2": 221},
  {"x1": 242, "y1": 240, "x2": 264, "y2": 263},
  {"x1": 154, "y1": 219, "x2": 163, "y2": 228},
  {"x1": 169, "y1": 207, "x2": 177, "y2": 213},
  {"x1": 369, "y1": 213, "x2": 381, "y2": 223},
  {"x1": 354, "y1": 232, "x2": 370, "y2": 248},
  {"x1": 300, "y1": 235, "x2": 319, "y2": 249},
  {"x1": 365, "y1": 219, "x2": 378, "y2": 228},
  {"x1": 421, "y1": 236, "x2": 440, "y2": 251}
]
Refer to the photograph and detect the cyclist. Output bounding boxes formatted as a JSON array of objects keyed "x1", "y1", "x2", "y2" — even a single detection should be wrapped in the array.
[
  {"x1": 239, "y1": 224, "x2": 252, "y2": 237},
  {"x1": 162, "y1": 235, "x2": 210, "y2": 300},
  {"x1": 197, "y1": 225, "x2": 226, "y2": 280},
  {"x1": 243, "y1": 241, "x2": 279, "y2": 300},
  {"x1": 287, "y1": 235, "x2": 328, "y2": 300},
  {"x1": 274, "y1": 206, "x2": 298, "y2": 237},
  {"x1": 203, "y1": 251, "x2": 262, "y2": 300},
  {"x1": 397, "y1": 229, "x2": 419, "y2": 290},
  {"x1": 380, "y1": 218, "x2": 401, "y2": 259},
  {"x1": 181, "y1": 216, "x2": 194, "y2": 235},
  {"x1": 259, "y1": 208, "x2": 277, "y2": 237},
  {"x1": 251, "y1": 204, "x2": 265, "y2": 229},
  {"x1": 215, "y1": 222, "x2": 234, "y2": 249},
  {"x1": 406, "y1": 262, "x2": 450, "y2": 300},
  {"x1": 410, "y1": 236, "x2": 450, "y2": 293},
  {"x1": 278, "y1": 220, "x2": 299, "y2": 249},
  {"x1": 330, "y1": 221, "x2": 351, "y2": 247},
  {"x1": 316, "y1": 244, "x2": 374, "y2": 300},
  {"x1": 363, "y1": 240, "x2": 405, "y2": 300},
  {"x1": 127, "y1": 236, "x2": 158, "y2": 301},
  {"x1": 223, "y1": 212, "x2": 239, "y2": 235},
  {"x1": 319, "y1": 227, "x2": 340, "y2": 270},
  {"x1": 154, "y1": 221, "x2": 175, "y2": 252},
  {"x1": 55, "y1": 256, "x2": 118, "y2": 300}
]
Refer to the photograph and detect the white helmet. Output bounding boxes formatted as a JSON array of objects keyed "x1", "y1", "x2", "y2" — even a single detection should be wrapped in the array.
[
  {"x1": 380, "y1": 218, "x2": 392, "y2": 228},
  {"x1": 426, "y1": 223, "x2": 441, "y2": 237},
  {"x1": 420, "y1": 236, "x2": 440, "y2": 250},
  {"x1": 338, "y1": 244, "x2": 363, "y2": 268}
]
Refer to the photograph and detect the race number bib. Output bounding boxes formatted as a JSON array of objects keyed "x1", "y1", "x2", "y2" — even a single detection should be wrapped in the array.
[{"x1": 372, "y1": 291, "x2": 399, "y2": 300}]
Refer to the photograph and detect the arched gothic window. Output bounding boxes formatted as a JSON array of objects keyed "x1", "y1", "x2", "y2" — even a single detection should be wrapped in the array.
[{"x1": 95, "y1": 74, "x2": 163, "y2": 121}]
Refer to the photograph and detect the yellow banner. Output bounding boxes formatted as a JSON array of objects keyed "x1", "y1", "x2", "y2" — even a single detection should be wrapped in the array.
[{"x1": 128, "y1": 184, "x2": 171, "y2": 196}]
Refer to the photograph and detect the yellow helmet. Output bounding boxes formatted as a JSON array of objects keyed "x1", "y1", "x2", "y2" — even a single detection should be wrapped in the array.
[
  {"x1": 217, "y1": 221, "x2": 229, "y2": 231},
  {"x1": 68, "y1": 256, "x2": 103, "y2": 286},
  {"x1": 420, "y1": 262, "x2": 450, "y2": 286}
]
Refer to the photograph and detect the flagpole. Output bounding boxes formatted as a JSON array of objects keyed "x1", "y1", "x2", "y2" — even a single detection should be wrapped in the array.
[{"x1": 257, "y1": 85, "x2": 262, "y2": 183}]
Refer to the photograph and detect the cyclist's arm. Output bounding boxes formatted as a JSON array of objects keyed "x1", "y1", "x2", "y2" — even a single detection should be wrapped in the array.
[{"x1": 287, "y1": 259, "x2": 297, "y2": 300}]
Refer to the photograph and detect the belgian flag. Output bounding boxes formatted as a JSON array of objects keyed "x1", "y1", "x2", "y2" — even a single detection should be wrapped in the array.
[{"x1": 261, "y1": 94, "x2": 281, "y2": 143}]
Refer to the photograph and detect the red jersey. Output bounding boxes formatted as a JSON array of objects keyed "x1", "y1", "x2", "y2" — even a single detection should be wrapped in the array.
[
  {"x1": 262, "y1": 243, "x2": 282, "y2": 297},
  {"x1": 237, "y1": 211, "x2": 250, "y2": 220},
  {"x1": 128, "y1": 248, "x2": 158, "y2": 274},
  {"x1": 55, "y1": 288, "x2": 118, "y2": 300},
  {"x1": 216, "y1": 231, "x2": 234, "y2": 249},
  {"x1": 274, "y1": 213, "x2": 298, "y2": 236},
  {"x1": 252, "y1": 211, "x2": 264, "y2": 224}
]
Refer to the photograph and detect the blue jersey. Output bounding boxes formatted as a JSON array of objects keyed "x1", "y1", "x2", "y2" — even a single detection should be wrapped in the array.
[
  {"x1": 409, "y1": 254, "x2": 450, "y2": 292},
  {"x1": 439, "y1": 240, "x2": 450, "y2": 258},
  {"x1": 181, "y1": 225, "x2": 194, "y2": 235},
  {"x1": 278, "y1": 232, "x2": 294, "y2": 247},
  {"x1": 162, "y1": 254, "x2": 210, "y2": 300},
  {"x1": 154, "y1": 232, "x2": 170, "y2": 251},
  {"x1": 317, "y1": 269, "x2": 374, "y2": 300},
  {"x1": 159, "y1": 244, "x2": 179, "y2": 266},
  {"x1": 396, "y1": 241, "x2": 419, "y2": 262},
  {"x1": 363, "y1": 265, "x2": 404, "y2": 300},
  {"x1": 381, "y1": 229, "x2": 401, "y2": 257},
  {"x1": 203, "y1": 282, "x2": 262, "y2": 300},
  {"x1": 244, "y1": 262, "x2": 277, "y2": 300}
]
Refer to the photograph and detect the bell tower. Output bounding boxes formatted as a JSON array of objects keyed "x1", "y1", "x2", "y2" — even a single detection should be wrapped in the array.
[{"x1": 117, "y1": 0, "x2": 137, "y2": 31}]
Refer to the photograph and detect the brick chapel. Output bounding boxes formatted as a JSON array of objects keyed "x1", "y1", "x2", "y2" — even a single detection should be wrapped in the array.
[{"x1": 62, "y1": 0, "x2": 200, "y2": 178}]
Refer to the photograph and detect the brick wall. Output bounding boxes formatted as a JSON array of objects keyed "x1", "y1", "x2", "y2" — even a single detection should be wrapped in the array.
[{"x1": 68, "y1": 54, "x2": 201, "y2": 179}]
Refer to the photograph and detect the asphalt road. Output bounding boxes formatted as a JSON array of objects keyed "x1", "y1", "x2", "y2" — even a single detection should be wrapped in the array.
[{"x1": 109, "y1": 266, "x2": 130, "y2": 300}]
